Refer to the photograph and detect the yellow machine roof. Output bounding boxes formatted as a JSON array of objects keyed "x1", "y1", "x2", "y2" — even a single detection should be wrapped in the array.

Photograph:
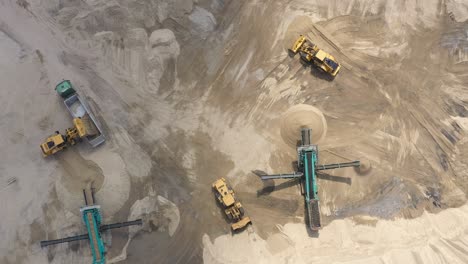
[
  {"x1": 42, "y1": 134, "x2": 65, "y2": 152},
  {"x1": 220, "y1": 187, "x2": 235, "y2": 206},
  {"x1": 213, "y1": 179, "x2": 235, "y2": 206},
  {"x1": 315, "y1": 50, "x2": 327, "y2": 61}
]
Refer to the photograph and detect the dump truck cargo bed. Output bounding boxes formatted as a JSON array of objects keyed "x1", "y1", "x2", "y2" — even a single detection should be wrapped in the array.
[{"x1": 63, "y1": 94, "x2": 105, "y2": 147}]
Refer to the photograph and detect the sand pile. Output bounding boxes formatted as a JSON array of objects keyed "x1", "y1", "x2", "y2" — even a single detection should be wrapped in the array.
[
  {"x1": 188, "y1": 6, "x2": 217, "y2": 39},
  {"x1": 356, "y1": 158, "x2": 372, "y2": 175},
  {"x1": 107, "y1": 193, "x2": 181, "y2": 263},
  {"x1": 446, "y1": 0, "x2": 468, "y2": 22},
  {"x1": 54, "y1": 149, "x2": 105, "y2": 213},
  {"x1": 56, "y1": 146, "x2": 131, "y2": 218},
  {"x1": 280, "y1": 104, "x2": 327, "y2": 146},
  {"x1": 88, "y1": 149, "x2": 131, "y2": 218},
  {"x1": 93, "y1": 26, "x2": 180, "y2": 95},
  {"x1": 3, "y1": 0, "x2": 468, "y2": 263},
  {"x1": 203, "y1": 202, "x2": 468, "y2": 263},
  {"x1": 128, "y1": 193, "x2": 180, "y2": 236}
]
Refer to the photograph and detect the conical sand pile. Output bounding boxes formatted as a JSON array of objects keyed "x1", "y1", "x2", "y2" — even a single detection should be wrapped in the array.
[
  {"x1": 355, "y1": 158, "x2": 372, "y2": 175},
  {"x1": 280, "y1": 104, "x2": 327, "y2": 146}
]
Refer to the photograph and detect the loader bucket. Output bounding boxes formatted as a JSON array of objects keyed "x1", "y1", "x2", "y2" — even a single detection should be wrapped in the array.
[
  {"x1": 231, "y1": 217, "x2": 252, "y2": 231},
  {"x1": 291, "y1": 35, "x2": 306, "y2": 53}
]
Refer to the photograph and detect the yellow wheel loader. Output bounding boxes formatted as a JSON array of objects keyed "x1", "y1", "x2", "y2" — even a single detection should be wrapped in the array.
[
  {"x1": 212, "y1": 178, "x2": 251, "y2": 231},
  {"x1": 290, "y1": 35, "x2": 341, "y2": 77},
  {"x1": 40, "y1": 118, "x2": 89, "y2": 157}
]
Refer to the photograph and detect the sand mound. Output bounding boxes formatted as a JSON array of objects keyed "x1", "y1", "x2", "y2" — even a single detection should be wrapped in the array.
[
  {"x1": 89, "y1": 150, "x2": 131, "y2": 218},
  {"x1": 55, "y1": 149, "x2": 105, "y2": 213},
  {"x1": 280, "y1": 104, "x2": 327, "y2": 146},
  {"x1": 356, "y1": 158, "x2": 372, "y2": 175},
  {"x1": 282, "y1": 16, "x2": 316, "y2": 52},
  {"x1": 107, "y1": 194, "x2": 180, "y2": 263},
  {"x1": 55, "y1": 146, "x2": 131, "y2": 217},
  {"x1": 57, "y1": 149, "x2": 105, "y2": 192},
  {"x1": 128, "y1": 194, "x2": 180, "y2": 236},
  {"x1": 188, "y1": 7, "x2": 217, "y2": 39},
  {"x1": 203, "y1": 203, "x2": 468, "y2": 263}
]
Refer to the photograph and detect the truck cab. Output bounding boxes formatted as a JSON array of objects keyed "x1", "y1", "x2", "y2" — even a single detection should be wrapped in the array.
[{"x1": 55, "y1": 80, "x2": 76, "y2": 99}]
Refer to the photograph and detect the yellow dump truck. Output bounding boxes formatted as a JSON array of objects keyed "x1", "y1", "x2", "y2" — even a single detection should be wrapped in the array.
[
  {"x1": 212, "y1": 178, "x2": 251, "y2": 231},
  {"x1": 290, "y1": 35, "x2": 341, "y2": 77}
]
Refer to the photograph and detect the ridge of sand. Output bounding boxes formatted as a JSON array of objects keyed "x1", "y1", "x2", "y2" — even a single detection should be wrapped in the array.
[{"x1": 203, "y1": 203, "x2": 468, "y2": 263}]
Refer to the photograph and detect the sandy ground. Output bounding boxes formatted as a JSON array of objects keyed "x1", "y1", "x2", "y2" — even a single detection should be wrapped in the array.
[
  {"x1": 204, "y1": 204, "x2": 468, "y2": 263},
  {"x1": 1, "y1": 0, "x2": 468, "y2": 263}
]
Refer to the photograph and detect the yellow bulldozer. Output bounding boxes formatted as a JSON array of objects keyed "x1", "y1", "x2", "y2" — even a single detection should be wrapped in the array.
[
  {"x1": 212, "y1": 178, "x2": 251, "y2": 231},
  {"x1": 40, "y1": 117, "x2": 94, "y2": 157},
  {"x1": 290, "y1": 35, "x2": 341, "y2": 77}
]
